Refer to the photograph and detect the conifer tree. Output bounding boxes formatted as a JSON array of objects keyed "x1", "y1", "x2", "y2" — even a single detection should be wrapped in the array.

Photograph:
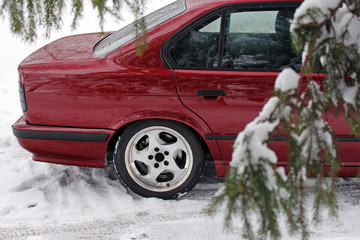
[
  {"x1": 0, "y1": 0, "x2": 146, "y2": 42},
  {"x1": 208, "y1": 0, "x2": 360, "y2": 239}
]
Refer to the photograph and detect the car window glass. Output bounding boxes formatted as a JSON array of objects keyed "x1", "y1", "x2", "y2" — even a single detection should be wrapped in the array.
[
  {"x1": 199, "y1": 17, "x2": 221, "y2": 33},
  {"x1": 169, "y1": 13, "x2": 222, "y2": 69},
  {"x1": 229, "y1": 11, "x2": 277, "y2": 33},
  {"x1": 94, "y1": 0, "x2": 186, "y2": 57},
  {"x1": 222, "y1": 9, "x2": 302, "y2": 71}
]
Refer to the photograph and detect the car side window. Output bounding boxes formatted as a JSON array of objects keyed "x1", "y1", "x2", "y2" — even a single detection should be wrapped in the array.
[
  {"x1": 222, "y1": 9, "x2": 301, "y2": 71},
  {"x1": 166, "y1": 6, "x2": 301, "y2": 72},
  {"x1": 169, "y1": 13, "x2": 222, "y2": 69}
]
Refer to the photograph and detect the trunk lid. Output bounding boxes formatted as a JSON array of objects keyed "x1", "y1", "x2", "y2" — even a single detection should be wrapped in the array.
[{"x1": 20, "y1": 32, "x2": 109, "y2": 64}]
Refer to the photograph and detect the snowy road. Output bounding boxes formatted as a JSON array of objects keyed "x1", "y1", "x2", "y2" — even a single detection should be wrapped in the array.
[
  {"x1": 1, "y1": 0, "x2": 360, "y2": 239},
  {"x1": 0, "y1": 181, "x2": 228, "y2": 240},
  {"x1": 0, "y1": 177, "x2": 359, "y2": 240}
]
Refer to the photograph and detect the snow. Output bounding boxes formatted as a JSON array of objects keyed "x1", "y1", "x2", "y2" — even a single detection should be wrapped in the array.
[
  {"x1": 292, "y1": 0, "x2": 341, "y2": 25},
  {"x1": 231, "y1": 96, "x2": 280, "y2": 191},
  {"x1": 292, "y1": 0, "x2": 360, "y2": 58},
  {"x1": 276, "y1": 167, "x2": 288, "y2": 182},
  {"x1": 274, "y1": 68, "x2": 300, "y2": 92},
  {"x1": 0, "y1": 0, "x2": 360, "y2": 239},
  {"x1": 231, "y1": 96, "x2": 281, "y2": 172},
  {"x1": 342, "y1": 84, "x2": 359, "y2": 104}
]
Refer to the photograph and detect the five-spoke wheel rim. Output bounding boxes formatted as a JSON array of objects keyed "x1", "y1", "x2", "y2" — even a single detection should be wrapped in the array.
[{"x1": 124, "y1": 126, "x2": 193, "y2": 192}]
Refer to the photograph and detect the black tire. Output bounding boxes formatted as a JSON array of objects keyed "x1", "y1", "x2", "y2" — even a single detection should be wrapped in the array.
[{"x1": 114, "y1": 120, "x2": 204, "y2": 199}]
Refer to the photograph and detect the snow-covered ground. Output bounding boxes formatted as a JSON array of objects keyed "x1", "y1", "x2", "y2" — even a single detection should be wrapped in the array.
[{"x1": 0, "y1": 1, "x2": 360, "y2": 239}]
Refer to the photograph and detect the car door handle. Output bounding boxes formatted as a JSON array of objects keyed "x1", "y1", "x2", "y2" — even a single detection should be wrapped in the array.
[{"x1": 195, "y1": 89, "x2": 226, "y2": 97}]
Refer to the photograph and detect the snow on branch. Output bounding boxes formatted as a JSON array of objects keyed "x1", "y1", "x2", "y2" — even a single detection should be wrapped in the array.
[
  {"x1": 208, "y1": 0, "x2": 360, "y2": 235},
  {"x1": 291, "y1": 0, "x2": 360, "y2": 106}
]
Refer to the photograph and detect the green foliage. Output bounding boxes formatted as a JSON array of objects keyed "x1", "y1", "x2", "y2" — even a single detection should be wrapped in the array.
[
  {"x1": 0, "y1": 0, "x2": 145, "y2": 49},
  {"x1": 124, "y1": 0, "x2": 148, "y2": 56},
  {"x1": 208, "y1": 0, "x2": 359, "y2": 239},
  {"x1": 208, "y1": 78, "x2": 340, "y2": 240}
]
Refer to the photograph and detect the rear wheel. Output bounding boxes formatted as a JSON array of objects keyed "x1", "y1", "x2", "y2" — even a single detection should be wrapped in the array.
[{"x1": 114, "y1": 120, "x2": 204, "y2": 199}]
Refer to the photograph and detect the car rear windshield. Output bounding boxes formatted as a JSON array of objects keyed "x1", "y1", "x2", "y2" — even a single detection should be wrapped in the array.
[{"x1": 93, "y1": 0, "x2": 187, "y2": 57}]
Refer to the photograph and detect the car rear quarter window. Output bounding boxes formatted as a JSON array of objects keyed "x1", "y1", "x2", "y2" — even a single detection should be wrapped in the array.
[{"x1": 169, "y1": 13, "x2": 222, "y2": 69}]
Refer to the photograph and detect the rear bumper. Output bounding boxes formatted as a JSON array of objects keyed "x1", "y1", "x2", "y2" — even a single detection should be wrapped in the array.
[{"x1": 12, "y1": 116, "x2": 116, "y2": 168}]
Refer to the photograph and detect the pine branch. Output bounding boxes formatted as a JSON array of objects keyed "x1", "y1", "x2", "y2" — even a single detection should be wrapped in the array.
[
  {"x1": 208, "y1": 1, "x2": 360, "y2": 239},
  {"x1": 0, "y1": 0, "x2": 147, "y2": 45}
]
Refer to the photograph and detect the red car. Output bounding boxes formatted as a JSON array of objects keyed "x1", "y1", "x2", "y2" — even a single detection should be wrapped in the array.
[{"x1": 12, "y1": 0, "x2": 359, "y2": 199}]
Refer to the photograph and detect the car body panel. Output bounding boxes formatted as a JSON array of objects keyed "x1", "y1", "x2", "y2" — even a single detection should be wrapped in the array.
[
  {"x1": 175, "y1": 70, "x2": 325, "y2": 165},
  {"x1": 13, "y1": 116, "x2": 115, "y2": 167},
  {"x1": 175, "y1": 70, "x2": 277, "y2": 162},
  {"x1": 20, "y1": 60, "x2": 178, "y2": 128},
  {"x1": 21, "y1": 33, "x2": 104, "y2": 64}
]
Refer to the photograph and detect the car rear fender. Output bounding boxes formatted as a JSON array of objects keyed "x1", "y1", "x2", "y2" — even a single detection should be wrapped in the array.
[{"x1": 106, "y1": 111, "x2": 223, "y2": 167}]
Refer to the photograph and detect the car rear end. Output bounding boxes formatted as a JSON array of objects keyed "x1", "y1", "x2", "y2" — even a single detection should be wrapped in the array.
[{"x1": 12, "y1": 33, "x2": 116, "y2": 168}]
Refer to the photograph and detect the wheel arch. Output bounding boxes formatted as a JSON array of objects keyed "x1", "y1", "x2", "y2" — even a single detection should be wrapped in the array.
[{"x1": 105, "y1": 117, "x2": 214, "y2": 167}]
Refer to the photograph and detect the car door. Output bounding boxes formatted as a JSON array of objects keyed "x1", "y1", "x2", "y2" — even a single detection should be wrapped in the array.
[
  {"x1": 164, "y1": 2, "x2": 304, "y2": 164},
  {"x1": 320, "y1": 72, "x2": 360, "y2": 172}
]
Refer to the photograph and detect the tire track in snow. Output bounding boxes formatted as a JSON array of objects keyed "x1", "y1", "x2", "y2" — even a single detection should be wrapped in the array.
[
  {"x1": 0, "y1": 182, "x2": 225, "y2": 240},
  {"x1": 0, "y1": 180, "x2": 359, "y2": 240},
  {"x1": 0, "y1": 206, "x2": 224, "y2": 239}
]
